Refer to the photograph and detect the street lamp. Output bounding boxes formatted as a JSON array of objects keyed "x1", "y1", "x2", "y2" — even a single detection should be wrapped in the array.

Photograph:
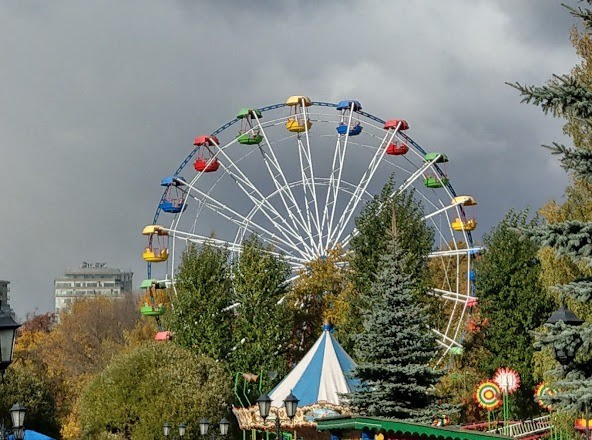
[
  {"x1": 257, "y1": 391, "x2": 299, "y2": 440},
  {"x1": 163, "y1": 422, "x2": 186, "y2": 439},
  {"x1": 546, "y1": 305, "x2": 584, "y2": 368},
  {"x1": 546, "y1": 305, "x2": 588, "y2": 440},
  {"x1": 0, "y1": 309, "x2": 20, "y2": 374},
  {"x1": 0, "y1": 403, "x2": 26, "y2": 440},
  {"x1": 198, "y1": 418, "x2": 231, "y2": 439},
  {"x1": 164, "y1": 418, "x2": 229, "y2": 439}
]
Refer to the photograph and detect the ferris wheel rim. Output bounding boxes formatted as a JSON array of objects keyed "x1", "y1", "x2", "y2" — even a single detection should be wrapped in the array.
[
  {"x1": 147, "y1": 99, "x2": 478, "y2": 363},
  {"x1": 150, "y1": 101, "x2": 473, "y2": 247}
]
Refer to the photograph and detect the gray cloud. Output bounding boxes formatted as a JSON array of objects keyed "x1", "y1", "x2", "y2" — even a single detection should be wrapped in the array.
[{"x1": 0, "y1": 0, "x2": 580, "y2": 318}]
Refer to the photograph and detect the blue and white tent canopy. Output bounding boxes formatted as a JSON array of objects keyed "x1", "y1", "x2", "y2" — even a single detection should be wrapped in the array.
[{"x1": 269, "y1": 324, "x2": 358, "y2": 408}]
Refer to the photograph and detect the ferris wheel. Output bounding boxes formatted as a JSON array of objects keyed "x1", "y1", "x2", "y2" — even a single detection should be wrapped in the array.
[{"x1": 141, "y1": 96, "x2": 481, "y2": 363}]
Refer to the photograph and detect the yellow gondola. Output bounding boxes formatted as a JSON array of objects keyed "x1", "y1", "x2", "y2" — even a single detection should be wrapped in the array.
[
  {"x1": 452, "y1": 195, "x2": 477, "y2": 206},
  {"x1": 142, "y1": 225, "x2": 168, "y2": 236},
  {"x1": 451, "y1": 218, "x2": 477, "y2": 232},
  {"x1": 286, "y1": 118, "x2": 312, "y2": 133},
  {"x1": 142, "y1": 247, "x2": 169, "y2": 262},
  {"x1": 142, "y1": 224, "x2": 169, "y2": 262},
  {"x1": 285, "y1": 95, "x2": 313, "y2": 133},
  {"x1": 286, "y1": 95, "x2": 312, "y2": 107}
]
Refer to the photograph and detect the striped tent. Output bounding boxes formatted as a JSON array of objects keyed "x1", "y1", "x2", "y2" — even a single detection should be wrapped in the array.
[{"x1": 269, "y1": 323, "x2": 358, "y2": 408}]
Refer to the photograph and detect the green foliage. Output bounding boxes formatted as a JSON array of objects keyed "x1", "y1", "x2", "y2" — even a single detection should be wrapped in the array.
[
  {"x1": 166, "y1": 243, "x2": 234, "y2": 363},
  {"x1": 348, "y1": 218, "x2": 441, "y2": 421},
  {"x1": 286, "y1": 246, "x2": 356, "y2": 357},
  {"x1": 347, "y1": 182, "x2": 435, "y2": 355},
  {"x1": 350, "y1": 182, "x2": 433, "y2": 297},
  {"x1": 0, "y1": 365, "x2": 60, "y2": 438},
  {"x1": 230, "y1": 235, "x2": 293, "y2": 390},
  {"x1": 468, "y1": 210, "x2": 553, "y2": 418},
  {"x1": 510, "y1": 1, "x2": 592, "y2": 416},
  {"x1": 80, "y1": 342, "x2": 231, "y2": 439}
]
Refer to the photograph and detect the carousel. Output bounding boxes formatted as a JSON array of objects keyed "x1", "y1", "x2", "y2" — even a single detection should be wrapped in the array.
[{"x1": 233, "y1": 324, "x2": 357, "y2": 440}]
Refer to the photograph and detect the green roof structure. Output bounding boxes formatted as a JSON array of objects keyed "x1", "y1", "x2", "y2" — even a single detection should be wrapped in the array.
[{"x1": 316, "y1": 417, "x2": 511, "y2": 440}]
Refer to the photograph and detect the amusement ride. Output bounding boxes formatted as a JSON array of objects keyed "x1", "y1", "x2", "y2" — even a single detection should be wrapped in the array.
[{"x1": 140, "y1": 96, "x2": 481, "y2": 364}]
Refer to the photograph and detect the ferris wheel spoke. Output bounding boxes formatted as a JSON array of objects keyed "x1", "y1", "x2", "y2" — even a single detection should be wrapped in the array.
[
  {"x1": 421, "y1": 198, "x2": 467, "y2": 220},
  {"x1": 329, "y1": 128, "x2": 400, "y2": 247},
  {"x1": 430, "y1": 288, "x2": 473, "y2": 303},
  {"x1": 251, "y1": 113, "x2": 315, "y2": 246},
  {"x1": 299, "y1": 104, "x2": 324, "y2": 253},
  {"x1": 169, "y1": 229, "x2": 309, "y2": 265},
  {"x1": 182, "y1": 179, "x2": 311, "y2": 257},
  {"x1": 210, "y1": 145, "x2": 315, "y2": 252},
  {"x1": 323, "y1": 105, "x2": 356, "y2": 251}
]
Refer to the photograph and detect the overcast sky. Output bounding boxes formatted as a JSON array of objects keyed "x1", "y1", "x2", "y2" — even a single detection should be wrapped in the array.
[{"x1": 0, "y1": 0, "x2": 582, "y2": 318}]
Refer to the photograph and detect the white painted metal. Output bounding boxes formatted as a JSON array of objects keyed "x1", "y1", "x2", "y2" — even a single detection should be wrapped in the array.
[{"x1": 153, "y1": 104, "x2": 477, "y2": 363}]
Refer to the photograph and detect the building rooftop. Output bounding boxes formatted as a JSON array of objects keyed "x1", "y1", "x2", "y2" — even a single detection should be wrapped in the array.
[{"x1": 61, "y1": 262, "x2": 132, "y2": 276}]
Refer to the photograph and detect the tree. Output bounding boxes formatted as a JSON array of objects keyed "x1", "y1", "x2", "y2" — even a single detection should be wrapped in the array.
[
  {"x1": 350, "y1": 182, "x2": 433, "y2": 298},
  {"x1": 166, "y1": 243, "x2": 234, "y2": 363},
  {"x1": 509, "y1": 1, "x2": 592, "y2": 416},
  {"x1": 0, "y1": 364, "x2": 60, "y2": 438},
  {"x1": 465, "y1": 210, "x2": 553, "y2": 418},
  {"x1": 230, "y1": 235, "x2": 293, "y2": 387},
  {"x1": 348, "y1": 213, "x2": 441, "y2": 421},
  {"x1": 346, "y1": 182, "x2": 436, "y2": 356},
  {"x1": 32, "y1": 295, "x2": 151, "y2": 438},
  {"x1": 80, "y1": 342, "x2": 231, "y2": 439},
  {"x1": 286, "y1": 245, "x2": 356, "y2": 357}
]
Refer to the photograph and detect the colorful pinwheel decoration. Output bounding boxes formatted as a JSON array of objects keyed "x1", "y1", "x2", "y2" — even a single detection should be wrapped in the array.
[
  {"x1": 534, "y1": 382, "x2": 555, "y2": 411},
  {"x1": 493, "y1": 367, "x2": 521, "y2": 394},
  {"x1": 475, "y1": 380, "x2": 502, "y2": 410}
]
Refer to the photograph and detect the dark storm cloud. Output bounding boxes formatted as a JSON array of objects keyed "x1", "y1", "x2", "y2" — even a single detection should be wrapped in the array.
[{"x1": 0, "y1": 1, "x2": 579, "y2": 317}]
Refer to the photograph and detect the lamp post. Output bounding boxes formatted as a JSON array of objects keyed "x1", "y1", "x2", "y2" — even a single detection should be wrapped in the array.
[
  {"x1": 546, "y1": 305, "x2": 587, "y2": 439},
  {"x1": 163, "y1": 418, "x2": 230, "y2": 439},
  {"x1": 546, "y1": 305, "x2": 584, "y2": 368},
  {"x1": 199, "y1": 417, "x2": 230, "y2": 439},
  {"x1": 0, "y1": 403, "x2": 26, "y2": 440},
  {"x1": 0, "y1": 298, "x2": 21, "y2": 375},
  {"x1": 257, "y1": 392, "x2": 299, "y2": 440}
]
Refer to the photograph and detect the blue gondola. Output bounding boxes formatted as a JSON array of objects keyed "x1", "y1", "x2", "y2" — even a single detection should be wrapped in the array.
[
  {"x1": 336, "y1": 122, "x2": 363, "y2": 136},
  {"x1": 336, "y1": 100, "x2": 362, "y2": 111},
  {"x1": 159, "y1": 175, "x2": 188, "y2": 213},
  {"x1": 336, "y1": 100, "x2": 363, "y2": 136}
]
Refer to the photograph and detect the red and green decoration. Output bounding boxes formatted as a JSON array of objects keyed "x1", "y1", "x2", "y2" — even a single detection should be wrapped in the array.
[
  {"x1": 475, "y1": 381, "x2": 502, "y2": 410},
  {"x1": 534, "y1": 383, "x2": 555, "y2": 411}
]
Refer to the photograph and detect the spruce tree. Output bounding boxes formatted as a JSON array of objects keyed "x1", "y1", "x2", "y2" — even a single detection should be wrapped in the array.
[
  {"x1": 509, "y1": 1, "x2": 592, "y2": 415},
  {"x1": 348, "y1": 214, "x2": 441, "y2": 421}
]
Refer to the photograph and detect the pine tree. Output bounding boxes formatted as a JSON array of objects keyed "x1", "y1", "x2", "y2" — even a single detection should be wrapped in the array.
[
  {"x1": 347, "y1": 183, "x2": 435, "y2": 354},
  {"x1": 508, "y1": 1, "x2": 592, "y2": 415},
  {"x1": 348, "y1": 214, "x2": 441, "y2": 421}
]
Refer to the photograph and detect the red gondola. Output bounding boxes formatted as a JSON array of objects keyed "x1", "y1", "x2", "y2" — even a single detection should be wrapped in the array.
[
  {"x1": 384, "y1": 119, "x2": 409, "y2": 131},
  {"x1": 193, "y1": 135, "x2": 220, "y2": 173},
  {"x1": 386, "y1": 142, "x2": 409, "y2": 155}
]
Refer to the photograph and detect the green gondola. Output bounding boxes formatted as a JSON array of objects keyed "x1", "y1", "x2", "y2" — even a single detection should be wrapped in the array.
[{"x1": 424, "y1": 176, "x2": 449, "y2": 188}]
